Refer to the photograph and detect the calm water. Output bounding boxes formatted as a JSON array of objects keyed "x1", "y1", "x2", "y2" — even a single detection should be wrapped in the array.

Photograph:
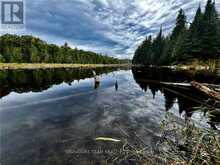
[{"x1": 0, "y1": 67, "x2": 219, "y2": 165}]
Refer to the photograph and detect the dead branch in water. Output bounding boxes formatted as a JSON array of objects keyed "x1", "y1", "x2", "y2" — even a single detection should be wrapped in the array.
[
  {"x1": 191, "y1": 81, "x2": 220, "y2": 101},
  {"x1": 136, "y1": 79, "x2": 220, "y2": 92},
  {"x1": 138, "y1": 79, "x2": 220, "y2": 94}
]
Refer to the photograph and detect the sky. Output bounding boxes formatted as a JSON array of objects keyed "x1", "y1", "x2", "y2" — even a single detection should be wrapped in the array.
[{"x1": 1, "y1": 0, "x2": 220, "y2": 59}]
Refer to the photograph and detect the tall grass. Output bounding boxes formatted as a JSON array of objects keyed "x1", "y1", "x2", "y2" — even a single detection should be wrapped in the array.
[{"x1": 109, "y1": 112, "x2": 220, "y2": 165}]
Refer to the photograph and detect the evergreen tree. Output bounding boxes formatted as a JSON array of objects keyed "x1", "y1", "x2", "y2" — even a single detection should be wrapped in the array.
[
  {"x1": 132, "y1": 0, "x2": 219, "y2": 66},
  {"x1": 171, "y1": 9, "x2": 187, "y2": 61},
  {"x1": 171, "y1": 9, "x2": 187, "y2": 41},
  {"x1": 160, "y1": 37, "x2": 172, "y2": 65},
  {"x1": 172, "y1": 28, "x2": 188, "y2": 62},
  {"x1": 184, "y1": 5, "x2": 204, "y2": 59},
  {"x1": 132, "y1": 36, "x2": 153, "y2": 65},
  {"x1": 202, "y1": 0, "x2": 219, "y2": 59},
  {"x1": 152, "y1": 26, "x2": 165, "y2": 65}
]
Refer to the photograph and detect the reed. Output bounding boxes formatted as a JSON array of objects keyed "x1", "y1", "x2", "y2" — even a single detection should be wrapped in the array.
[{"x1": 108, "y1": 112, "x2": 220, "y2": 165}]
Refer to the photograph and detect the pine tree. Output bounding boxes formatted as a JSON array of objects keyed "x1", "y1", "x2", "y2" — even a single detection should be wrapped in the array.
[
  {"x1": 202, "y1": 0, "x2": 219, "y2": 59},
  {"x1": 132, "y1": 36, "x2": 153, "y2": 65},
  {"x1": 172, "y1": 29, "x2": 188, "y2": 62},
  {"x1": 188, "y1": 5, "x2": 204, "y2": 58},
  {"x1": 152, "y1": 26, "x2": 165, "y2": 65},
  {"x1": 171, "y1": 9, "x2": 187, "y2": 61},
  {"x1": 160, "y1": 37, "x2": 172, "y2": 65},
  {"x1": 218, "y1": 12, "x2": 220, "y2": 55},
  {"x1": 179, "y1": 5, "x2": 204, "y2": 61},
  {"x1": 171, "y1": 9, "x2": 187, "y2": 41},
  {"x1": 132, "y1": 0, "x2": 219, "y2": 66}
]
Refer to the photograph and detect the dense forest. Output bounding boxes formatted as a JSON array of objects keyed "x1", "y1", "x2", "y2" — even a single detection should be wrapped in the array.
[
  {"x1": 133, "y1": 0, "x2": 220, "y2": 65},
  {"x1": 0, "y1": 34, "x2": 128, "y2": 64}
]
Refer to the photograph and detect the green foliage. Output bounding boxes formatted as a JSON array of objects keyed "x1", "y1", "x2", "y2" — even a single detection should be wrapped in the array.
[
  {"x1": 0, "y1": 35, "x2": 127, "y2": 64},
  {"x1": 202, "y1": 0, "x2": 220, "y2": 59},
  {"x1": 171, "y1": 9, "x2": 187, "y2": 41},
  {"x1": 133, "y1": 0, "x2": 220, "y2": 66},
  {"x1": 132, "y1": 36, "x2": 153, "y2": 65},
  {"x1": 0, "y1": 54, "x2": 5, "y2": 62},
  {"x1": 185, "y1": 6, "x2": 204, "y2": 58},
  {"x1": 153, "y1": 26, "x2": 165, "y2": 65}
]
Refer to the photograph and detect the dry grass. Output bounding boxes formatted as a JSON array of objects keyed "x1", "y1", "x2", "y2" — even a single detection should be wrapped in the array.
[
  {"x1": 157, "y1": 113, "x2": 220, "y2": 165},
  {"x1": 108, "y1": 113, "x2": 220, "y2": 165},
  {"x1": 0, "y1": 63, "x2": 131, "y2": 70}
]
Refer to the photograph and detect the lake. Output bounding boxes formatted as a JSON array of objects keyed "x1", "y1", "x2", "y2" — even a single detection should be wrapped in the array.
[{"x1": 0, "y1": 67, "x2": 220, "y2": 165}]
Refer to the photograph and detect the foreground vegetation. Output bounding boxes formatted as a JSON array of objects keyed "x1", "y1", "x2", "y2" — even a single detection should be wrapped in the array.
[
  {"x1": 108, "y1": 112, "x2": 220, "y2": 165},
  {"x1": 157, "y1": 113, "x2": 220, "y2": 165},
  {"x1": 133, "y1": 0, "x2": 220, "y2": 66},
  {"x1": 0, "y1": 35, "x2": 129, "y2": 64}
]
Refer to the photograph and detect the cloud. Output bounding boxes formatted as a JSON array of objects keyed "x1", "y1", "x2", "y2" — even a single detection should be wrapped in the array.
[{"x1": 1, "y1": 0, "x2": 220, "y2": 59}]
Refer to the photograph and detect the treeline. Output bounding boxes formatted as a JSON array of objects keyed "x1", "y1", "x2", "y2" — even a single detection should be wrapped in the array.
[
  {"x1": 0, "y1": 68, "x2": 119, "y2": 97},
  {"x1": 0, "y1": 34, "x2": 128, "y2": 64},
  {"x1": 133, "y1": 0, "x2": 220, "y2": 65}
]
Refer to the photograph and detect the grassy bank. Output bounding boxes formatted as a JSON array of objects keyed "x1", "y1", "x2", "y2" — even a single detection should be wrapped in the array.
[
  {"x1": 175, "y1": 59, "x2": 219, "y2": 71},
  {"x1": 0, "y1": 63, "x2": 131, "y2": 70},
  {"x1": 152, "y1": 59, "x2": 220, "y2": 71},
  {"x1": 1, "y1": 62, "x2": 217, "y2": 71}
]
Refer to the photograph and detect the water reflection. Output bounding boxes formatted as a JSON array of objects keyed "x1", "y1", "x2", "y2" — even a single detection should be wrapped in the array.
[
  {"x1": 115, "y1": 80, "x2": 118, "y2": 91},
  {"x1": 94, "y1": 81, "x2": 100, "y2": 89},
  {"x1": 0, "y1": 67, "x2": 219, "y2": 165},
  {"x1": 0, "y1": 67, "x2": 122, "y2": 98},
  {"x1": 132, "y1": 67, "x2": 220, "y2": 123},
  {"x1": 0, "y1": 67, "x2": 219, "y2": 120}
]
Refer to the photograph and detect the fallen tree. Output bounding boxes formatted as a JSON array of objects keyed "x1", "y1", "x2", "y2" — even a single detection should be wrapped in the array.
[
  {"x1": 136, "y1": 79, "x2": 220, "y2": 103},
  {"x1": 191, "y1": 81, "x2": 220, "y2": 101},
  {"x1": 136, "y1": 79, "x2": 220, "y2": 92}
]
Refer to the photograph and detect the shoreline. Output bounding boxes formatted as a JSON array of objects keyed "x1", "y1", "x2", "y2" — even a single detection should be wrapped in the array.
[
  {"x1": 0, "y1": 63, "x2": 218, "y2": 71},
  {"x1": 139, "y1": 64, "x2": 219, "y2": 71},
  {"x1": 0, "y1": 63, "x2": 131, "y2": 70}
]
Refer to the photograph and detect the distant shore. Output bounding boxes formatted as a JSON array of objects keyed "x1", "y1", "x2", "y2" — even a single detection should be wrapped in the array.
[
  {"x1": 0, "y1": 63, "x2": 218, "y2": 71},
  {"x1": 0, "y1": 63, "x2": 132, "y2": 70}
]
